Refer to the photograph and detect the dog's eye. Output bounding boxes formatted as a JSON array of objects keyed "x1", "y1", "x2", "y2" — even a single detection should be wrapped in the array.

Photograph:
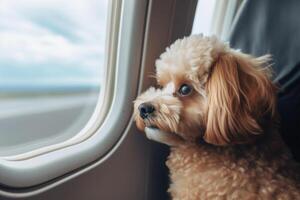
[{"x1": 178, "y1": 84, "x2": 192, "y2": 96}]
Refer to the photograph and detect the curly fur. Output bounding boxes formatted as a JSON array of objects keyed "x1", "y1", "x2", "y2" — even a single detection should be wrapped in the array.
[{"x1": 133, "y1": 35, "x2": 300, "y2": 199}]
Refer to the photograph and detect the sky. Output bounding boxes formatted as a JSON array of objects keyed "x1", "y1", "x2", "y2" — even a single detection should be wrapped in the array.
[{"x1": 0, "y1": 0, "x2": 108, "y2": 88}]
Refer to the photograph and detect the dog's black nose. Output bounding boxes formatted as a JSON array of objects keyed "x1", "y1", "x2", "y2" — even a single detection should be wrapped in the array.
[{"x1": 138, "y1": 103, "x2": 155, "y2": 119}]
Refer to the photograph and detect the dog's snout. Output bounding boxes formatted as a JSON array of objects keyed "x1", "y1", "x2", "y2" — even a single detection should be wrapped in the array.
[{"x1": 138, "y1": 103, "x2": 155, "y2": 119}]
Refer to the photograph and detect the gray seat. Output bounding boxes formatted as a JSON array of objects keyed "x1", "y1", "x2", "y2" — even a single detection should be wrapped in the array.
[{"x1": 229, "y1": 0, "x2": 300, "y2": 160}]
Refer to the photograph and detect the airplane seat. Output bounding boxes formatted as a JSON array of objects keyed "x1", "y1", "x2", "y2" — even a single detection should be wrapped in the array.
[{"x1": 229, "y1": 0, "x2": 300, "y2": 160}]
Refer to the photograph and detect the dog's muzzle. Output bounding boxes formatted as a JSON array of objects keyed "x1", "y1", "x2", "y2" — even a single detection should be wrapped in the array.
[{"x1": 138, "y1": 102, "x2": 155, "y2": 119}]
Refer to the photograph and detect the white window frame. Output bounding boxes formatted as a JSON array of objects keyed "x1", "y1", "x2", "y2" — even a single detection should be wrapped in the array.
[
  {"x1": 192, "y1": 0, "x2": 242, "y2": 40},
  {"x1": 0, "y1": 0, "x2": 148, "y2": 196},
  {"x1": 210, "y1": 0, "x2": 241, "y2": 40}
]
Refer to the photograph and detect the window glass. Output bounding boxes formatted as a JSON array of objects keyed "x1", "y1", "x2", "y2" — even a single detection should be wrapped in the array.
[{"x1": 0, "y1": 0, "x2": 108, "y2": 156}]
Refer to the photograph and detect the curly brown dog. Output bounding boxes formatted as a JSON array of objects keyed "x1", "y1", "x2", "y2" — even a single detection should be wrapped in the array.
[{"x1": 134, "y1": 35, "x2": 300, "y2": 199}]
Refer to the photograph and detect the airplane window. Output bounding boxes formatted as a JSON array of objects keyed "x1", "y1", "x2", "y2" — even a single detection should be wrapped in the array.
[{"x1": 0, "y1": 0, "x2": 109, "y2": 156}]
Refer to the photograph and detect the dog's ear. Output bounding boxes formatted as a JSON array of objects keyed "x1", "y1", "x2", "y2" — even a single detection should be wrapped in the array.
[{"x1": 203, "y1": 52, "x2": 276, "y2": 145}]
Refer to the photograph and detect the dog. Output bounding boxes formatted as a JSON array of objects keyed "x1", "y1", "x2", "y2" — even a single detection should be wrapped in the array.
[{"x1": 133, "y1": 35, "x2": 300, "y2": 199}]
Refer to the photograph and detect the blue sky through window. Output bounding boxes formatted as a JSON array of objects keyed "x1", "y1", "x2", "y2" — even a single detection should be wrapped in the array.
[{"x1": 0, "y1": 0, "x2": 108, "y2": 93}]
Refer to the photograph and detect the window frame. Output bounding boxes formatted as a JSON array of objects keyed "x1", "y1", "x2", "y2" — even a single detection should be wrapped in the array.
[
  {"x1": 192, "y1": 0, "x2": 242, "y2": 39},
  {"x1": 0, "y1": 0, "x2": 148, "y2": 196},
  {"x1": 0, "y1": 0, "x2": 119, "y2": 160}
]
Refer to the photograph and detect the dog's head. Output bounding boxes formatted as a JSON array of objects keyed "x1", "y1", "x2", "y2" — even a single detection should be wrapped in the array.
[{"x1": 134, "y1": 35, "x2": 276, "y2": 146}]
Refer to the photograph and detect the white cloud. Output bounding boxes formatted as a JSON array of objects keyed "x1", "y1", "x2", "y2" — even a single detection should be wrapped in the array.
[
  {"x1": 0, "y1": 31, "x2": 104, "y2": 64},
  {"x1": 0, "y1": 0, "x2": 108, "y2": 84}
]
